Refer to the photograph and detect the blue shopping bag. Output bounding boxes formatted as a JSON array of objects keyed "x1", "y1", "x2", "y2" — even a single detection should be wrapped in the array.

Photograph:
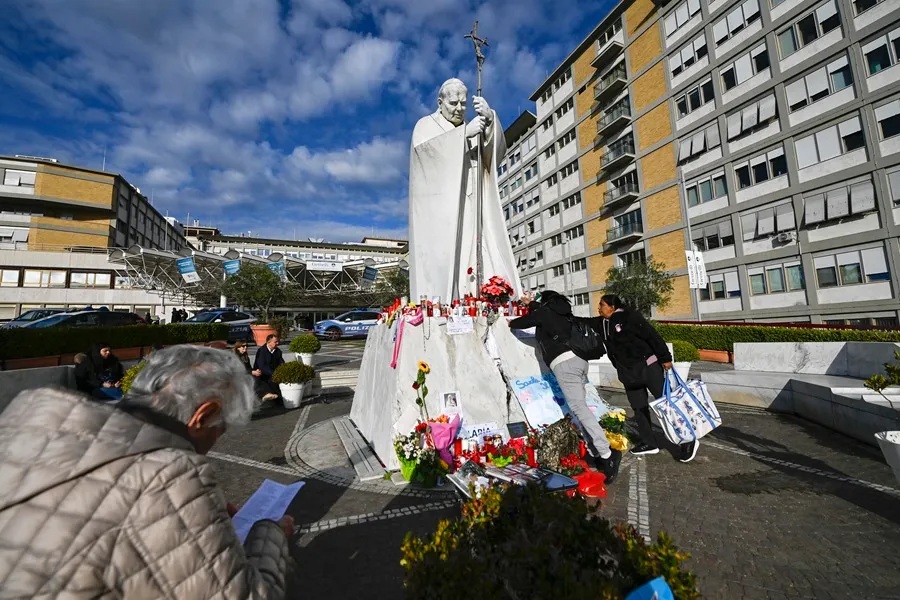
[{"x1": 648, "y1": 368, "x2": 722, "y2": 444}]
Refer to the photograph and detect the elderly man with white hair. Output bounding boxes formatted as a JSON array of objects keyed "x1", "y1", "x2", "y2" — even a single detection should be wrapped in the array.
[{"x1": 0, "y1": 345, "x2": 294, "y2": 598}]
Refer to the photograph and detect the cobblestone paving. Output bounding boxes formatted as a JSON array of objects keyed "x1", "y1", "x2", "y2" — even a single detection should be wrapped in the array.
[{"x1": 206, "y1": 347, "x2": 900, "y2": 599}]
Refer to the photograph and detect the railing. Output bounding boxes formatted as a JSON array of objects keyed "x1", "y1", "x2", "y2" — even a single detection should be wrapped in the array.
[
  {"x1": 0, "y1": 242, "x2": 111, "y2": 254},
  {"x1": 607, "y1": 221, "x2": 643, "y2": 241},
  {"x1": 594, "y1": 65, "x2": 627, "y2": 98},
  {"x1": 601, "y1": 137, "x2": 635, "y2": 167},
  {"x1": 604, "y1": 183, "x2": 639, "y2": 204},
  {"x1": 599, "y1": 104, "x2": 631, "y2": 129}
]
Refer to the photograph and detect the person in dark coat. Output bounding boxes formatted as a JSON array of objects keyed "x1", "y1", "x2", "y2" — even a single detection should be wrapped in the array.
[
  {"x1": 73, "y1": 353, "x2": 95, "y2": 395},
  {"x1": 171, "y1": 308, "x2": 180, "y2": 323},
  {"x1": 587, "y1": 294, "x2": 698, "y2": 463},
  {"x1": 85, "y1": 342, "x2": 125, "y2": 401},
  {"x1": 253, "y1": 334, "x2": 284, "y2": 400},
  {"x1": 508, "y1": 290, "x2": 622, "y2": 484},
  {"x1": 233, "y1": 341, "x2": 279, "y2": 402}
]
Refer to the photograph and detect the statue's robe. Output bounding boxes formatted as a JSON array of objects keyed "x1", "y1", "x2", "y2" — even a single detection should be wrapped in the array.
[{"x1": 408, "y1": 110, "x2": 522, "y2": 302}]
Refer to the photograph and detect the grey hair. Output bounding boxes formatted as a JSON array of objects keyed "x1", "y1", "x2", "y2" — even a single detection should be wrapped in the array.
[
  {"x1": 438, "y1": 78, "x2": 467, "y2": 101},
  {"x1": 125, "y1": 345, "x2": 256, "y2": 427}
]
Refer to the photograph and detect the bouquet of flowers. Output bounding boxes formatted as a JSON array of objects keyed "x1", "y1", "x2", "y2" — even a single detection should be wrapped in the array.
[
  {"x1": 480, "y1": 275, "x2": 515, "y2": 305},
  {"x1": 599, "y1": 409, "x2": 631, "y2": 452}
]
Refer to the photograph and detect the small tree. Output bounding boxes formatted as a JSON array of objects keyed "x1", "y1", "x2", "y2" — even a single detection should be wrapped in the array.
[
  {"x1": 370, "y1": 267, "x2": 410, "y2": 307},
  {"x1": 602, "y1": 257, "x2": 674, "y2": 317},
  {"x1": 221, "y1": 263, "x2": 288, "y2": 322}
]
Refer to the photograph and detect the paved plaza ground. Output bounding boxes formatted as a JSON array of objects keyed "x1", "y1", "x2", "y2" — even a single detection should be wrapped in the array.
[{"x1": 212, "y1": 340, "x2": 900, "y2": 599}]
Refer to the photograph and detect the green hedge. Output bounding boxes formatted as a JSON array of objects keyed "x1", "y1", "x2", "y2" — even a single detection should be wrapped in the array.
[
  {"x1": 654, "y1": 322, "x2": 900, "y2": 352},
  {"x1": 0, "y1": 324, "x2": 229, "y2": 360}
]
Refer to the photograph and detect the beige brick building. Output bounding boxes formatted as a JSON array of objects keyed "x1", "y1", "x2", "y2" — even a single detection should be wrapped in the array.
[{"x1": 502, "y1": 0, "x2": 900, "y2": 326}]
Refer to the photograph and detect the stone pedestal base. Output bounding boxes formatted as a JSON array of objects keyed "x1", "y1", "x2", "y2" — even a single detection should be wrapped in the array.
[{"x1": 350, "y1": 317, "x2": 541, "y2": 471}]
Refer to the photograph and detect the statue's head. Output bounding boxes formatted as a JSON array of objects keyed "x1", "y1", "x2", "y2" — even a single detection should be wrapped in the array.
[{"x1": 437, "y1": 78, "x2": 467, "y2": 127}]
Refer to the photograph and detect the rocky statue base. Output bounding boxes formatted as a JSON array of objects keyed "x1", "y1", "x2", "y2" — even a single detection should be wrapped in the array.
[{"x1": 350, "y1": 317, "x2": 547, "y2": 471}]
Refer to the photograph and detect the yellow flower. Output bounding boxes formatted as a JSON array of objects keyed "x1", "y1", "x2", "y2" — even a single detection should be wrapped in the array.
[
  {"x1": 418, "y1": 361, "x2": 431, "y2": 374},
  {"x1": 612, "y1": 410, "x2": 626, "y2": 421},
  {"x1": 606, "y1": 432, "x2": 630, "y2": 451}
]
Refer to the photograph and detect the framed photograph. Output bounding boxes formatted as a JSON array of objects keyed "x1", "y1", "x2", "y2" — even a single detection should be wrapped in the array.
[{"x1": 441, "y1": 390, "x2": 462, "y2": 415}]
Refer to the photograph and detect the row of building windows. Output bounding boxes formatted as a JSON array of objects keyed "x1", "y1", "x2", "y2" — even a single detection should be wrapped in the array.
[{"x1": 0, "y1": 269, "x2": 115, "y2": 289}]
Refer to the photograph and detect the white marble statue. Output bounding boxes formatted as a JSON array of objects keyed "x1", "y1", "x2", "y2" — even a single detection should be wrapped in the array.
[{"x1": 408, "y1": 78, "x2": 522, "y2": 302}]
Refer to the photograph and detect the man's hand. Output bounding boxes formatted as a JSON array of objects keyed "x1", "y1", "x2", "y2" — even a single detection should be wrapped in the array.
[
  {"x1": 472, "y1": 96, "x2": 492, "y2": 124},
  {"x1": 252, "y1": 369, "x2": 262, "y2": 377},
  {"x1": 465, "y1": 116, "x2": 486, "y2": 138},
  {"x1": 663, "y1": 361, "x2": 673, "y2": 371},
  {"x1": 278, "y1": 515, "x2": 295, "y2": 539}
]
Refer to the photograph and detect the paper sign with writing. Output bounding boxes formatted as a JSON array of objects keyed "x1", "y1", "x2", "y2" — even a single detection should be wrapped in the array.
[
  {"x1": 511, "y1": 375, "x2": 565, "y2": 428},
  {"x1": 446, "y1": 315, "x2": 475, "y2": 336},
  {"x1": 460, "y1": 421, "x2": 501, "y2": 440}
]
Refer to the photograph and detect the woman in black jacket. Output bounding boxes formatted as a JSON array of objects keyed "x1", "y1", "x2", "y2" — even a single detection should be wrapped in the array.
[
  {"x1": 589, "y1": 294, "x2": 698, "y2": 463},
  {"x1": 509, "y1": 290, "x2": 622, "y2": 484},
  {"x1": 85, "y1": 342, "x2": 125, "y2": 401}
]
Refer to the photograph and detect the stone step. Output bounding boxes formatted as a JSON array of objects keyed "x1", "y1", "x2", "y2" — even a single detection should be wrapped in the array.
[{"x1": 333, "y1": 416, "x2": 385, "y2": 482}]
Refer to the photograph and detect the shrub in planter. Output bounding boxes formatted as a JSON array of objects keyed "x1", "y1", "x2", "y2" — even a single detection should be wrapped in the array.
[
  {"x1": 271, "y1": 361, "x2": 315, "y2": 385},
  {"x1": 289, "y1": 334, "x2": 321, "y2": 355},
  {"x1": 654, "y1": 322, "x2": 900, "y2": 352},
  {"x1": 120, "y1": 361, "x2": 147, "y2": 394},
  {"x1": 401, "y1": 483, "x2": 699, "y2": 599},
  {"x1": 671, "y1": 340, "x2": 699, "y2": 362}
]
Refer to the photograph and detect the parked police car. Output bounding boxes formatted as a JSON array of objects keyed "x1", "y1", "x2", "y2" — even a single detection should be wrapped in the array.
[{"x1": 313, "y1": 309, "x2": 381, "y2": 340}]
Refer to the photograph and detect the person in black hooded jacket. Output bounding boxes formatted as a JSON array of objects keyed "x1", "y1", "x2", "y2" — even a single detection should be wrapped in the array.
[
  {"x1": 587, "y1": 294, "x2": 698, "y2": 463},
  {"x1": 86, "y1": 341, "x2": 125, "y2": 401},
  {"x1": 509, "y1": 290, "x2": 622, "y2": 484}
]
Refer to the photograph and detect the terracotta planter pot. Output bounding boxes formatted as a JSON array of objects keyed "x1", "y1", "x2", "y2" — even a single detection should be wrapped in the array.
[
  {"x1": 697, "y1": 349, "x2": 732, "y2": 363},
  {"x1": 250, "y1": 324, "x2": 277, "y2": 346}
]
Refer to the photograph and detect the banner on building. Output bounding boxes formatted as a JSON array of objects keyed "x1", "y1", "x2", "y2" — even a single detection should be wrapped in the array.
[
  {"x1": 223, "y1": 259, "x2": 241, "y2": 276},
  {"x1": 176, "y1": 257, "x2": 201, "y2": 283},
  {"x1": 266, "y1": 261, "x2": 287, "y2": 281},
  {"x1": 685, "y1": 250, "x2": 709, "y2": 290},
  {"x1": 685, "y1": 251, "x2": 698, "y2": 289},
  {"x1": 306, "y1": 260, "x2": 344, "y2": 272},
  {"x1": 360, "y1": 265, "x2": 378, "y2": 288}
]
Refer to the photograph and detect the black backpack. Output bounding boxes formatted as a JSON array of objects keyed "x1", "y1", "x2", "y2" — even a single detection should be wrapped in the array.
[{"x1": 551, "y1": 315, "x2": 605, "y2": 360}]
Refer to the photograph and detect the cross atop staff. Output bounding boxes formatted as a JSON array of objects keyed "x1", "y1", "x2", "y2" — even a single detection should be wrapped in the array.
[{"x1": 464, "y1": 21, "x2": 488, "y2": 97}]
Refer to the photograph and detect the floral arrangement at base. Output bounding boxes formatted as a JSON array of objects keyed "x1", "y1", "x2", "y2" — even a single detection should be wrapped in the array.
[{"x1": 600, "y1": 408, "x2": 633, "y2": 452}]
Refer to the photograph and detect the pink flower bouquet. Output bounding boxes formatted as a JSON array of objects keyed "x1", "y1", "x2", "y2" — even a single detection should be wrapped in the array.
[{"x1": 428, "y1": 414, "x2": 461, "y2": 471}]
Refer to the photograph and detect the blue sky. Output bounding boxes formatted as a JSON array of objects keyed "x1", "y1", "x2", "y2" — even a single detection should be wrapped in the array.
[{"x1": 1, "y1": 0, "x2": 612, "y2": 242}]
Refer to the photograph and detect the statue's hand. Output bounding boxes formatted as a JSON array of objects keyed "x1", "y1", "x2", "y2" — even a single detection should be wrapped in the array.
[
  {"x1": 465, "y1": 116, "x2": 486, "y2": 138},
  {"x1": 472, "y1": 96, "x2": 493, "y2": 124}
]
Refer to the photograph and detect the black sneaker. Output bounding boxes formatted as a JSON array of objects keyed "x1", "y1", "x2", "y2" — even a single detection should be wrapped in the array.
[
  {"x1": 595, "y1": 449, "x2": 622, "y2": 485},
  {"x1": 679, "y1": 439, "x2": 699, "y2": 463},
  {"x1": 630, "y1": 443, "x2": 660, "y2": 456}
]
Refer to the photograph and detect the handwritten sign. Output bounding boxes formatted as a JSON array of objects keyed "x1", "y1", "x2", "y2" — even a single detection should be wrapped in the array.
[
  {"x1": 511, "y1": 375, "x2": 565, "y2": 428},
  {"x1": 461, "y1": 421, "x2": 501, "y2": 440},
  {"x1": 446, "y1": 315, "x2": 475, "y2": 336}
]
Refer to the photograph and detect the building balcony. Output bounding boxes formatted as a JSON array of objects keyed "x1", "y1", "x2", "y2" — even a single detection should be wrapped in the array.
[
  {"x1": 593, "y1": 66, "x2": 627, "y2": 103},
  {"x1": 599, "y1": 139, "x2": 635, "y2": 173},
  {"x1": 591, "y1": 35, "x2": 624, "y2": 70},
  {"x1": 596, "y1": 104, "x2": 631, "y2": 137},
  {"x1": 605, "y1": 221, "x2": 644, "y2": 247},
  {"x1": 603, "y1": 183, "x2": 640, "y2": 208}
]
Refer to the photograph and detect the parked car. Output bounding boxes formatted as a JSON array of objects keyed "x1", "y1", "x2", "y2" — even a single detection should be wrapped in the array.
[
  {"x1": 1, "y1": 308, "x2": 70, "y2": 329},
  {"x1": 23, "y1": 310, "x2": 146, "y2": 329},
  {"x1": 313, "y1": 309, "x2": 381, "y2": 341},
  {"x1": 179, "y1": 309, "x2": 254, "y2": 343}
]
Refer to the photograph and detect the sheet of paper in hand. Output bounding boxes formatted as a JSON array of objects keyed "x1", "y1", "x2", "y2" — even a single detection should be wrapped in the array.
[
  {"x1": 511, "y1": 375, "x2": 565, "y2": 429},
  {"x1": 232, "y1": 479, "x2": 305, "y2": 543}
]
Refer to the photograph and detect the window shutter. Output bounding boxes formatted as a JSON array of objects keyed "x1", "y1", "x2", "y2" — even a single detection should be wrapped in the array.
[
  {"x1": 694, "y1": 35, "x2": 707, "y2": 55},
  {"x1": 691, "y1": 130, "x2": 706, "y2": 155},
  {"x1": 741, "y1": 212, "x2": 758, "y2": 240},
  {"x1": 827, "y1": 55, "x2": 849, "y2": 74},
  {"x1": 838, "y1": 116, "x2": 862, "y2": 138},
  {"x1": 687, "y1": 0, "x2": 701, "y2": 16},
  {"x1": 815, "y1": 0, "x2": 837, "y2": 24},
  {"x1": 785, "y1": 79, "x2": 807, "y2": 109},
  {"x1": 888, "y1": 170, "x2": 900, "y2": 202},
  {"x1": 795, "y1": 135, "x2": 819, "y2": 169},
  {"x1": 875, "y1": 99, "x2": 900, "y2": 122},
  {"x1": 742, "y1": 0, "x2": 760, "y2": 21},
  {"x1": 775, "y1": 203, "x2": 796, "y2": 231},
  {"x1": 724, "y1": 271, "x2": 740, "y2": 292},
  {"x1": 861, "y1": 247, "x2": 888, "y2": 276},
  {"x1": 707, "y1": 123, "x2": 721, "y2": 148},
  {"x1": 804, "y1": 68, "x2": 829, "y2": 100},
  {"x1": 757, "y1": 208, "x2": 776, "y2": 235},
  {"x1": 727, "y1": 112, "x2": 743, "y2": 139},
  {"x1": 826, "y1": 187, "x2": 850, "y2": 219},
  {"x1": 675, "y1": 3, "x2": 690, "y2": 26},
  {"x1": 735, "y1": 54, "x2": 753, "y2": 83},
  {"x1": 664, "y1": 13, "x2": 678, "y2": 37},
  {"x1": 678, "y1": 139, "x2": 692, "y2": 161},
  {"x1": 718, "y1": 220, "x2": 733, "y2": 238},
  {"x1": 836, "y1": 251, "x2": 860, "y2": 266},
  {"x1": 804, "y1": 194, "x2": 826, "y2": 224},
  {"x1": 741, "y1": 103, "x2": 759, "y2": 132},
  {"x1": 713, "y1": 19, "x2": 729, "y2": 44},
  {"x1": 758, "y1": 94, "x2": 777, "y2": 122},
  {"x1": 681, "y1": 45, "x2": 695, "y2": 67},
  {"x1": 850, "y1": 180, "x2": 876, "y2": 213},
  {"x1": 669, "y1": 55, "x2": 682, "y2": 75},
  {"x1": 726, "y1": 7, "x2": 744, "y2": 33},
  {"x1": 815, "y1": 127, "x2": 841, "y2": 162},
  {"x1": 767, "y1": 146, "x2": 785, "y2": 162},
  {"x1": 704, "y1": 225, "x2": 718, "y2": 239}
]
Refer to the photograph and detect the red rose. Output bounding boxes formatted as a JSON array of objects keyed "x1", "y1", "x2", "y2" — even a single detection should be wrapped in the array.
[
  {"x1": 412, "y1": 382, "x2": 420, "y2": 390},
  {"x1": 467, "y1": 267, "x2": 473, "y2": 275}
]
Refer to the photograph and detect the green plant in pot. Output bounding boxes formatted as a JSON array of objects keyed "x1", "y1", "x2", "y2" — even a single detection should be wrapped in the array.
[
  {"x1": 271, "y1": 361, "x2": 315, "y2": 409},
  {"x1": 289, "y1": 334, "x2": 321, "y2": 366}
]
